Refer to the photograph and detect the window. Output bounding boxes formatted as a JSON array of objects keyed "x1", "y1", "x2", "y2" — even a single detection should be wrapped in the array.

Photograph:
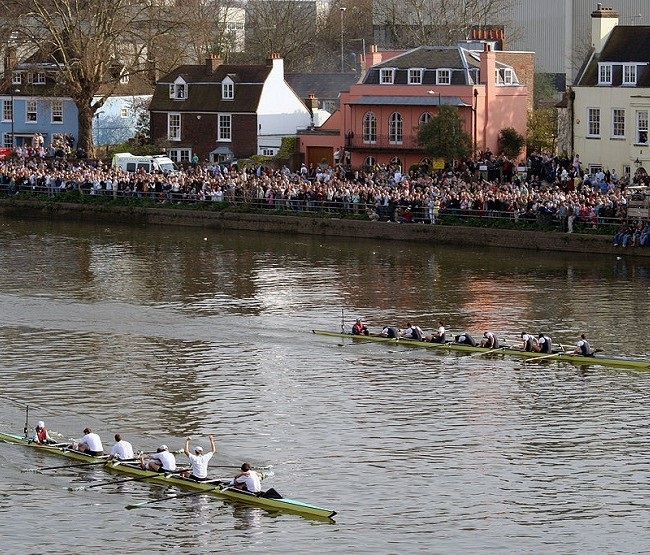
[
  {"x1": 3, "y1": 100, "x2": 12, "y2": 122},
  {"x1": 599, "y1": 64, "x2": 612, "y2": 84},
  {"x1": 362, "y1": 111, "x2": 376, "y2": 143},
  {"x1": 587, "y1": 108, "x2": 600, "y2": 137},
  {"x1": 408, "y1": 68, "x2": 423, "y2": 85},
  {"x1": 262, "y1": 148, "x2": 275, "y2": 156},
  {"x1": 168, "y1": 149, "x2": 191, "y2": 163},
  {"x1": 363, "y1": 156, "x2": 376, "y2": 168},
  {"x1": 218, "y1": 114, "x2": 231, "y2": 141},
  {"x1": 388, "y1": 112, "x2": 403, "y2": 144},
  {"x1": 3, "y1": 133, "x2": 12, "y2": 148},
  {"x1": 51, "y1": 100, "x2": 63, "y2": 124},
  {"x1": 379, "y1": 68, "x2": 395, "y2": 84},
  {"x1": 623, "y1": 64, "x2": 637, "y2": 85},
  {"x1": 636, "y1": 110, "x2": 648, "y2": 144},
  {"x1": 27, "y1": 72, "x2": 46, "y2": 85},
  {"x1": 436, "y1": 69, "x2": 451, "y2": 85},
  {"x1": 26, "y1": 99, "x2": 37, "y2": 123},
  {"x1": 120, "y1": 107, "x2": 129, "y2": 118},
  {"x1": 120, "y1": 72, "x2": 129, "y2": 84},
  {"x1": 419, "y1": 112, "x2": 432, "y2": 126},
  {"x1": 222, "y1": 80, "x2": 234, "y2": 100},
  {"x1": 502, "y1": 68, "x2": 514, "y2": 85},
  {"x1": 11, "y1": 72, "x2": 21, "y2": 85},
  {"x1": 167, "y1": 113, "x2": 181, "y2": 141},
  {"x1": 612, "y1": 108, "x2": 625, "y2": 138},
  {"x1": 169, "y1": 81, "x2": 187, "y2": 100}
]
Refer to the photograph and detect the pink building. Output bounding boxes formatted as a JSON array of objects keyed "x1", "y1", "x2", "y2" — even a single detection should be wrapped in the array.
[{"x1": 299, "y1": 43, "x2": 532, "y2": 170}]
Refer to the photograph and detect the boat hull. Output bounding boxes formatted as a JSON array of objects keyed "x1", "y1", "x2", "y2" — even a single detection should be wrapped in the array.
[
  {"x1": 312, "y1": 330, "x2": 650, "y2": 370},
  {"x1": 0, "y1": 431, "x2": 336, "y2": 520}
]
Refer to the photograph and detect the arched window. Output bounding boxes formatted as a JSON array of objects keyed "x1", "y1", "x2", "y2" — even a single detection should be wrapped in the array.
[
  {"x1": 419, "y1": 112, "x2": 432, "y2": 126},
  {"x1": 389, "y1": 156, "x2": 402, "y2": 169},
  {"x1": 363, "y1": 156, "x2": 377, "y2": 169},
  {"x1": 389, "y1": 112, "x2": 403, "y2": 144},
  {"x1": 362, "y1": 112, "x2": 376, "y2": 143}
]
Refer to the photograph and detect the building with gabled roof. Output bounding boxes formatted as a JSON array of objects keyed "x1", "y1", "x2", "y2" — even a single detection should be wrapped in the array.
[
  {"x1": 149, "y1": 53, "x2": 314, "y2": 164},
  {"x1": 571, "y1": 5, "x2": 650, "y2": 177}
]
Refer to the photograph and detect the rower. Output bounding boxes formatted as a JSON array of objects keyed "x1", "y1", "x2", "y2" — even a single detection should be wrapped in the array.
[
  {"x1": 425, "y1": 321, "x2": 446, "y2": 343},
  {"x1": 75, "y1": 428, "x2": 104, "y2": 456},
  {"x1": 232, "y1": 463, "x2": 262, "y2": 493},
  {"x1": 480, "y1": 332, "x2": 500, "y2": 349},
  {"x1": 573, "y1": 333, "x2": 595, "y2": 356},
  {"x1": 352, "y1": 318, "x2": 369, "y2": 336},
  {"x1": 536, "y1": 334, "x2": 553, "y2": 354},
  {"x1": 109, "y1": 433, "x2": 134, "y2": 461},
  {"x1": 380, "y1": 326, "x2": 399, "y2": 338},
  {"x1": 33, "y1": 420, "x2": 55, "y2": 444},
  {"x1": 520, "y1": 332, "x2": 537, "y2": 352},
  {"x1": 454, "y1": 332, "x2": 477, "y2": 346},
  {"x1": 402, "y1": 322, "x2": 424, "y2": 341},
  {"x1": 141, "y1": 444, "x2": 177, "y2": 472},
  {"x1": 183, "y1": 435, "x2": 216, "y2": 481}
]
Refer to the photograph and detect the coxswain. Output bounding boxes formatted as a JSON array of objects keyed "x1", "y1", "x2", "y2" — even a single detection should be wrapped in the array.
[
  {"x1": 232, "y1": 463, "x2": 262, "y2": 493},
  {"x1": 573, "y1": 334, "x2": 595, "y2": 356},
  {"x1": 33, "y1": 420, "x2": 55, "y2": 444},
  {"x1": 183, "y1": 435, "x2": 216, "y2": 481},
  {"x1": 380, "y1": 326, "x2": 399, "y2": 338},
  {"x1": 402, "y1": 322, "x2": 424, "y2": 341},
  {"x1": 426, "y1": 321, "x2": 446, "y2": 343},
  {"x1": 352, "y1": 318, "x2": 369, "y2": 336},
  {"x1": 75, "y1": 427, "x2": 104, "y2": 456},
  {"x1": 480, "y1": 332, "x2": 500, "y2": 349},
  {"x1": 521, "y1": 332, "x2": 536, "y2": 352},
  {"x1": 536, "y1": 334, "x2": 553, "y2": 353},
  {"x1": 454, "y1": 332, "x2": 477, "y2": 346}
]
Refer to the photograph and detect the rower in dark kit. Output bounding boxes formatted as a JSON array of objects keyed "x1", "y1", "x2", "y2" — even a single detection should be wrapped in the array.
[
  {"x1": 380, "y1": 326, "x2": 399, "y2": 338},
  {"x1": 480, "y1": 332, "x2": 500, "y2": 348},
  {"x1": 454, "y1": 332, "x2": 477, "y2": 346},
  {"x1": 402, "y1": 322, "x2": 424, "y2": 340},
  {"x1": 573, "y1": 333, "x2": 595, "y2": 356},
  {"x1": 536, "y1": 334, "x2": 553, "y2": 353},
  {"x1": 520, "y1": 332, "x2": 537, "y2": 352},
  {"x1": 425, "y1": 321, "x2": 446, "y2": 343}
]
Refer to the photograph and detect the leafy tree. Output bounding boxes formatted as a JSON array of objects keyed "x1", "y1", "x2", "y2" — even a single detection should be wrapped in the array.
[
  {"x1": 498, "y1": 127, "x2": 525, "y2": 158},
  {"x1": 527, "y1": 108, "x2": 557, "y2": 154},
  {"x1": 417, "y1": 105, "x2": 471, "y2": 161},
  {"x1": 533, "y1": 72, "x2": 557, "y2": 109}
]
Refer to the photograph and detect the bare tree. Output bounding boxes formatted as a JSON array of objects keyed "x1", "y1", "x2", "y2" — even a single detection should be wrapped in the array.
[{"x1": 0, "y1": 0, "x2": 182, "y2": 154}]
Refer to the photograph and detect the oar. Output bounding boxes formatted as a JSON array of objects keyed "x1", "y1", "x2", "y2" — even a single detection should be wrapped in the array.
[
  {"x1": 125, "y1": 487, "x2": 221, "y2": 510},
  {"x1": 69, "y1": 466, "x2": 192, "y2": 491},
  {"x1": 468, "y1": 346, "x2": 506, "y2": 357},
  {"x1": 22, "y1": 458, "x2": 111, "y2": 473},
  {"x1": 523, "y1": 350, "x2": 565, "y2": 364}
]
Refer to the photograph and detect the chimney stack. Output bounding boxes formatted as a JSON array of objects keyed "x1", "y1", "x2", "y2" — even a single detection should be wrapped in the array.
[
  {"x1": 206, "y1": 54, "x2": 222, "y2": 74},
  {"x1": 591, "y1": 5, "x2": 619, "y2": 54}
]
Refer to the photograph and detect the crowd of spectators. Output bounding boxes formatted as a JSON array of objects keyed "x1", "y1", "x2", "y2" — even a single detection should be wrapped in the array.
[{"x1": 0, "y1": 149, "x2": 647, "y2": 241}]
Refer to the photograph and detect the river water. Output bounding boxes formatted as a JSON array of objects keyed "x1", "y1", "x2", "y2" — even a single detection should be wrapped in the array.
[{"x1": 0, "y1": 218, "x2": 648, "y2": 554}]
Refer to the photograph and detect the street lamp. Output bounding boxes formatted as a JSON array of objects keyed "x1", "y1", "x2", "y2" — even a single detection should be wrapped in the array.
[
  {"x1": 427, "y1": 90, "x2": 441, "y2": 109},
  {"x1": 340, "y1": 7, "x2": 347, "y2": 73},
  {"x1": 473, "y1": 88, "x2": 479, "y2": 158}
]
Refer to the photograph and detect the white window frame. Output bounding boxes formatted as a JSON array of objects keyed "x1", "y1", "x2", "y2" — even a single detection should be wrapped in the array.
[
  {"x1": 222, "y1": 78, "x2": 234, "y2": 100},
  {"x1": 3, "y1": 100, "x2": 12, "y2": 122},
  {"x1": 362, "y1": 111, "x2": 376, "y2": 144},
  {"x1": 587, "y1": 107, "x2": 600, "y2": 138},
  {"x1": 379, "y1": 68, "x2": 395, "y2": 84},
  {"x1": 502, "y1": 68, "x2": 514, "y2": 85},
  {"x1": 611, "y1": 108, "x2": 625, "y2": 138},
  {"x1": 27, "y1": 72, "x2": 46, "y2": 85},
  {"x1": 419, "y1": 112, "x2": 432, "y2": 126},
  {"x1": 11, "y1": 72, "x2": 21, "y2": 85},
  {"x1": 167, "y1": 112, "x2": 181, "y2": 141},
  {"x1": 388, "y1": 112, "x2": 403, "y2": 144},
  {"x1": 598, "y1": 63, "x2": 612, "y2": 85},
  {"x1": 169, "y1": 79, "x2": 187, "y2": 100},
  {"x1": 261, "y1": 148, "x2": 275, "y2": 156},
  {"x1": 218, "y1": 113, "x2": 232, "y2": 141},
  {"x1": 636, "y1": 110, "x2": 648, "y2": 145},
  {"x1": 120, "y1": 107, "x2": 129, "y2": 118},
  {"x1": 408, "y1": 68, "x2": 423, "y2": 85},
  {"x1": 436, "y1": 68, "x2": 451, "y2": 85},
  {"x1": 26, "y1": 99, "x2": 37, "y2": 123},
  {"x1": 51, "y1": 99, "x2": 63, "y2": 124},
  {"x1": 168, "y1": 148, "x2": 191, "y2": 163},
  {"x1": 623, "y1": 64, "x2": 637, "y2": 85}
]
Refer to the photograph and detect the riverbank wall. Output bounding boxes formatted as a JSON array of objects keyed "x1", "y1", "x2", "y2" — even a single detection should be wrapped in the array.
[{"x1": 1, "y1": 200, "x2": 647, "y2": 258}]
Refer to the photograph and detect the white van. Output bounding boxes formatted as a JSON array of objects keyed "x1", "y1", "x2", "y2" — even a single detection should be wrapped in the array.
[{"x1": 112, "y1": 153, "x2": 177, "y2": 174}]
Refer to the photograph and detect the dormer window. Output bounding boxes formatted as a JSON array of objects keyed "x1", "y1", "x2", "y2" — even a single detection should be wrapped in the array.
[
  {"x1": 169, "y1": 78, "x2": 188, "y2": 100},
  {"x1": 222, "y1": 77, "x2": 234, "y2": 100},
  {"x1": 27, "y1": 72, "x2": 46, "y2": 85},
  {"x1": 408, "y1": 68, "x2": 423, "y2": 85},
  {"x1": 623, "y1": 64, "x2": 637, "y2": 85},
  {"x1": 380, "y1": 68, "x2": 395, "y2": 84},
  {"x1": 436, "y1": 69, "x2": 451, "y2": 85},
  {"x1": 11, "y1": 72, "x2": 21, "y2": 85},
  {"x1": 598, "y1": 63, "x2": 612, "y2": 85}
]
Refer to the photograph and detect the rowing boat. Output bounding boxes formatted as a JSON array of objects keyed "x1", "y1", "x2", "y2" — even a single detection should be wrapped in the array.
[
  {"x1": 0, "y1": 431, "x2": 336, "y2": 521},
  {"x1": 312, "y1": 330, "x2": 650, "y2": 370}
]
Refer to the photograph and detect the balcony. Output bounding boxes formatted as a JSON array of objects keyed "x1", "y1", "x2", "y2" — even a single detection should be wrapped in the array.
[{"x1": 346, "y1": 134, "x2": 422, "y2": 151}]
